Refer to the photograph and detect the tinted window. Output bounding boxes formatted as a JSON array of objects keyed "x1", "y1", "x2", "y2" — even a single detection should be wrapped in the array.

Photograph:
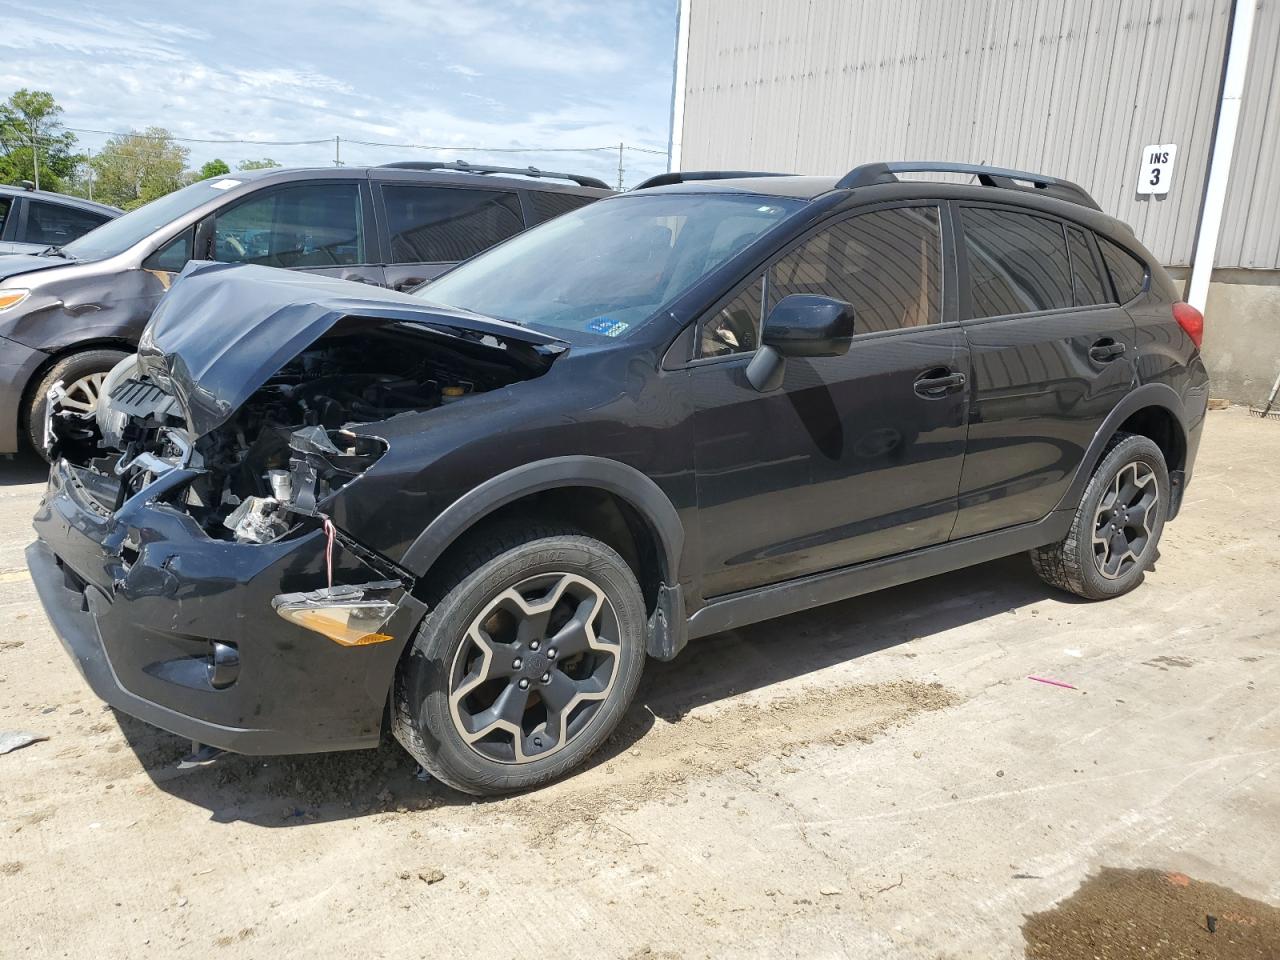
[
  {"x1": 382, "y1": 185, "x2": 523, "y2": 263},
  {"x1": 214, "y1": 182, "x2": 363, "y2": 267},
  {"x1": 700, "y1": 276, "x2": 763, "y2": 358},
  {"x1": 0, "y1": 197, "x2": 10, "y2": 236},
  {"x1": 961, "y1": 208, "x2": 1074, "y2": 318},
  {"x1": 22, "y1": 200, "x2": 110, "y2": 246},
  {"x1": 417, "y1": 193, "x2": 800, "y2": 340},
  {"x1": 529, "y1": 190, "x2": 597, "y2": 223},
  {"x1": 767, "y1": 206, "x2": 943, "y2": 335},
  {"x1": 1067, "y1": 227, "x2": 1110, "y2": 306},
  {"x1": 143, "y1": 227, "x2": 194, "y2": 273},
  {"x1": 1098, "y1": 237, "x2": 1148, "y2": 303}
]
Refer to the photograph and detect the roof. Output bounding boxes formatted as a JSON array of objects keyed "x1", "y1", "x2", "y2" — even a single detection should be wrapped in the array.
[
  {"x1": 0, "y1": 185, "x2": 122, "y2": 216},
  {"x1": 632, "y1": 162, "x2": 1102, "y2": 210},
  {"x1": 634, "y1": 175, "x2": 839, "y2": 199},
  {"x1": 225, "y1": 164, "x2": 613, "y2": 196}
]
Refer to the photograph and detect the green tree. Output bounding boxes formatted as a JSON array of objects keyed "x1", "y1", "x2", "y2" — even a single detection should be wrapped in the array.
[
  {"x1": 237, "y1": 158, "x2": 281, "y2": 171},
  {"x1": 196, "y1": 158, "x2": 230, "y2": 179},
  {"x1": 0, "y1": 89, "x2": 81, "y2": 191},
  {"x1": 91, "y1": 127, "x2": 189, "y2": 209}
]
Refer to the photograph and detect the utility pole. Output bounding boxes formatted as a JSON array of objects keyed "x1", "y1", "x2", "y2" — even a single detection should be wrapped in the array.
[
  {"x1": 334, "y1": 135, "x2": 341, "y2": 167},
  {"x1": 617, "y1": 142, "x2": 624, "y2": 191},
  {"x1": 30, "y1": 118, "x2": 39, "y2": 191}
]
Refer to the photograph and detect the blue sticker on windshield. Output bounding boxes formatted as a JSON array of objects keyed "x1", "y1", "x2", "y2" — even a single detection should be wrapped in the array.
[{"x1": 587, "y1": 318, "x2": 629, "y2": 337}]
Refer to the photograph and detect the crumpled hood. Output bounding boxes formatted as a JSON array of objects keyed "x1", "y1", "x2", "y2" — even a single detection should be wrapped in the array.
[{"x1": 136, "y1": 261, "x2": 568, "y2": 437}]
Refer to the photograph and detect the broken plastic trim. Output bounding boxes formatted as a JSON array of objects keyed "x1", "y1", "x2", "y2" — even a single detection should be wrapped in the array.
[{"x1": 272, "y1": 580, "x2": 402, "y2": 646}]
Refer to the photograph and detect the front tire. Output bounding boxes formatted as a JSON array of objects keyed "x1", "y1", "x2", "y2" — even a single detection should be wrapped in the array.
[
  {"x1": 25, "y1": 348, "x2": 130, "y2": 460},
  {"x1": 392, "y1": 524, "x2": 647, "y2": 796},
  {"x1": 1031, "y1": 432, "x2": 1169, "y2": 600}
]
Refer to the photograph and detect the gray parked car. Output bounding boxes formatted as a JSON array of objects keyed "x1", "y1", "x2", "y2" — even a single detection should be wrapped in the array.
[
  {"x1": 0, "y1": 184, "x2": 120, "y2": 256},
  {"x1": 0, "y1": 162, "x2": 611, "y2": 456}
]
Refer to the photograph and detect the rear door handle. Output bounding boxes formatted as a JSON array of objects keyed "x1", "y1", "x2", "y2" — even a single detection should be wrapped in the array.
[
  {"x1": 1089, "y1": 339, "x2": 1127, "y2": 362},
  {"x1": 914, "y1": 368, "x2": 966, "y2": 398}
]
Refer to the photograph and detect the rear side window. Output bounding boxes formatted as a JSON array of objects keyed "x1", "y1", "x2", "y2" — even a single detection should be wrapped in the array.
[
  {"x1": 528, "y1": 190, "x2": 597, "y2": 223},
  {"x1": 214, "y1": 182, "x2": 364, "y2": 267},
  {"x1": 961, "y1": 208, "x2": 1074, "y2": 318},
  {"x1": 767, "y1": 206, "x2": 943, "y2": 335},
  {"x1": 382, "y1": 185, "x2": 523, "y2": 263},
  {"x1": 22, "y1": 200, "x2": 110, "y2": 247},
  {"x1": 1067, "y1": 227, "x2": 1111, "y2": 306},
  {"x1": 1098, "y1": 237, "x2": 1149, "y2": 303},
  {"x1": 0, "y1": 197, "x2": 11, "y2": 235}
]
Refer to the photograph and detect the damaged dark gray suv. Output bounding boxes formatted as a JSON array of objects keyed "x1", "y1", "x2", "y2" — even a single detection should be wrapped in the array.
[{"x1": 28, "y1": 162, "x2": 1209, "y2": 796}]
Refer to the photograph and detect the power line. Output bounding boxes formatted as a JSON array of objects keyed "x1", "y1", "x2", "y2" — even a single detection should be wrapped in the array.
[{"x1": 41, "y1": 125, "x2": 669, "y2": 157}]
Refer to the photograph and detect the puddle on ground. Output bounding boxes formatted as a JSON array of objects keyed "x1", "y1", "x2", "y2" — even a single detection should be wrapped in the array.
[{"x1": 1023, "y1": 867, "x2": 1280, "y2": 959}]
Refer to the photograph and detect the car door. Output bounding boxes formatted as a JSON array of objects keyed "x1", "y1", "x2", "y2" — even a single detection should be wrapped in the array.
[
  {"x1": 950, "y1": 204, "x2": 1138, "y2": 539},
  {"x1": 202, "y1": 179, "x2": 384, "y2": 286},
  {"x1": 376, "y1": 182, "x2": 525, "y2": 291},
  {"x1": 689, "y1": 202, "x2": 970, "y2": 598}
]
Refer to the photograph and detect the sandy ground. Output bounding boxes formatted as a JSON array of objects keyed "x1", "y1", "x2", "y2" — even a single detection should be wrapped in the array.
[{"x1": 0, "y1": 407, "x2": 1277, "y2": 959}]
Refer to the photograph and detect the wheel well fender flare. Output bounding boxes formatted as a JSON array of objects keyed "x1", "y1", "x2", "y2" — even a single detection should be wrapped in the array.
[
  {"x1": 399, "y1": 456, "x2": 686, "y2": 591},
  {"x1": 1056, "y1": 382, "x2": 1188, "y2": 512}
]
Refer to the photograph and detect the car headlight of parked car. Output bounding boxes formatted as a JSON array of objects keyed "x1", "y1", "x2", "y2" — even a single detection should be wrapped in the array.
[{"x1": 0, "y1": 288, "x2": 30, "y2": 312}]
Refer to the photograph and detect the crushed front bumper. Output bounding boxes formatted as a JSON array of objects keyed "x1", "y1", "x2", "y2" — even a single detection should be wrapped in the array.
[{"x1": 27, "y1": 458, "x2": 425, "y2": 755}]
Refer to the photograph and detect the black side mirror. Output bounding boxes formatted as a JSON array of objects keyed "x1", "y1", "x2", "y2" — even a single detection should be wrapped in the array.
[{"x1": 746, "y1": 294, "x2": 855, "y2": 392}]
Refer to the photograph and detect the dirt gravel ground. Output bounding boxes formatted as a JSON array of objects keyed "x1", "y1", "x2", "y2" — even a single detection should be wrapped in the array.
[{"x1": 0, "y1": 407, "x2": 1277, "y2": 959}]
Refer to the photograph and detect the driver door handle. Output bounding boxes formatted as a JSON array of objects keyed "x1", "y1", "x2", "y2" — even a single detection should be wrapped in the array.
[{"x1": 914, "y1": 368, "x2": 966, "y2": 398}]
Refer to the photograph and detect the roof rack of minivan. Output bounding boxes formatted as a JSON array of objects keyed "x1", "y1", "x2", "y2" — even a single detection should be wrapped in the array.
[
  {"x1": 836, "y1": 161, "x2": 1101, "y2": 211},
  {"x1": 380, "y1": 160, "x2": 611, "y2": 190},
  {"x1": 632, "y1": 170, "x2": 790, "y2": 190}
]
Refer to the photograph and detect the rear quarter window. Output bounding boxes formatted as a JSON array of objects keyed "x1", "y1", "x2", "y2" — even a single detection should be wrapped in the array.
[
  {"x1": 528, "y1": 190, "x2": 598, "y2": 223},
  {"x1": 1098, "y1": 237, "x2": 1149, "y2": 303}
]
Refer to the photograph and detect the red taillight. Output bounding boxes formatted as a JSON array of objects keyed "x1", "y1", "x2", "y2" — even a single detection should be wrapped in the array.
[{"x1": 1172, "y1": 302, "x2": 1204, "y2": 349}]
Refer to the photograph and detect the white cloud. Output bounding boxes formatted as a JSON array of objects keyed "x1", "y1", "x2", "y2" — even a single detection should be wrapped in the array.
[{"x1": 0, "y1": 0, "x2": 675, "y2": 187}]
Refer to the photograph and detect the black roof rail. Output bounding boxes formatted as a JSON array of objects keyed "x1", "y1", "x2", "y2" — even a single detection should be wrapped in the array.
[
  {"x1": 379, "y1": 160, "x2": 611, "y2": 190},
  {"x1": 632, "y1": 170, "x2": 789, "y2": 190},
  {"x1": 835, "y1": 161, "x2": 1101, "y2": 211}
]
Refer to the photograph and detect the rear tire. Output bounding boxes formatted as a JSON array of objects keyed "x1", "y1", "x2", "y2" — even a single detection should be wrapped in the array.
[
  {"x1": 392, "y1": 523, "x2": 647, "y2": 796},
  {"x1": 25, "y1": 348, "x2": 130, "y2": 461},
  {"x1": 1030, "y1": 432, "x2": 1168, "y2": 600}
]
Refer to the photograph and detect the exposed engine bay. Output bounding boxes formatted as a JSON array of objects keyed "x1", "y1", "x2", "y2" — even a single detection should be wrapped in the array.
[{"x1": 51, "y1": 323, "x2": 543, "y2": 543}]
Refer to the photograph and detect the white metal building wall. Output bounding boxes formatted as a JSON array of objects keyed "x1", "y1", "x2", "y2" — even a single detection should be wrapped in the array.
[{"x1": 679, "y1": 0, "x2": 1278, "y2": 270}]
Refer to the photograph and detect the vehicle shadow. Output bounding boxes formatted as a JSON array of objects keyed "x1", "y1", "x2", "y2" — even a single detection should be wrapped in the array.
[
  {"x1": 0, "y1": 450, "x2": 48, "y2": 486},
  {"x1": 120, "y1": 552, "x2": 1077, "y2": 827}
]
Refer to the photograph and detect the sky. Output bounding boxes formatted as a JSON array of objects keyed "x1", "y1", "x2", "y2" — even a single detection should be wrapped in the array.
[{"x1": 0, "y1": 0, "x2": 678, "y2": 188}]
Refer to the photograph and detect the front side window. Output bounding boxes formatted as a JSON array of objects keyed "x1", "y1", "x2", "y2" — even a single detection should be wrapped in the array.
[
  {"x1": 143, "y1": 226, "x2": 194, "y2": 273},
  {"x1": 1098, "y1": 236, "x2": 1149, "y2": 303},
  {"x1": 0, "y1": 197, "x2": 11, "y2": 236},
  {"x1": 768, "y1": 206, "x2": 943, "y2": 335},
  {"x1": 214, "y1": 182, "x2": 363, "y2": 268},
  {"x1": 700, "y1": 276, "x2": 764, "y2": 358},
  {"x1": 22, "y1": 200, "x2": 110, "y2": 247},
  {"x1": 416, "y1": 193, "x2": 801, "y2": 341},
  {"x1": 382, "y1": 184, "x2": 523, "y2": 263},
  {"x1": 961, "y1": 207, "x2": 1074, "y2": 318}
]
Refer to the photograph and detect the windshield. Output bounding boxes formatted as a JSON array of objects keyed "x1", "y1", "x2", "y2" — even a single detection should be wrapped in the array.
[
  {"x1": 61, "y1": 178, "x2": 242, "y2": 260},
  {"x1": 415, "y1": 192, "x2": 802, "y2": 339}
]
